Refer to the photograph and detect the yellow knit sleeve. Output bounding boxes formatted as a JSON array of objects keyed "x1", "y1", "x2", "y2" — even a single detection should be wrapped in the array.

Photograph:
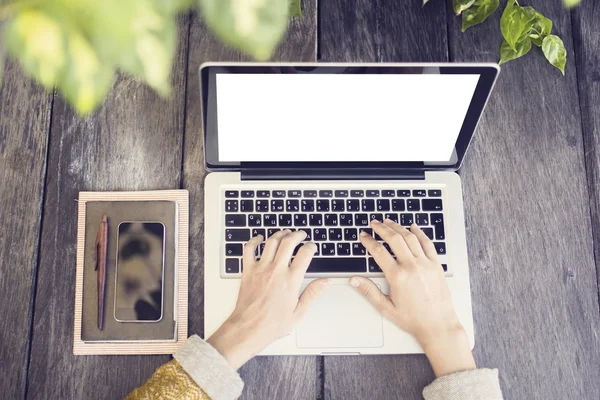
[{"x1": 125, "y1": 359, "x2": 211, "y2": 400}]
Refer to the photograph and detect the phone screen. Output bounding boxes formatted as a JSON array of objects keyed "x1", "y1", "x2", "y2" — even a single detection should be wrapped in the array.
[{"x1": 114, "y1": 222, "x2": 165, "y2": 322}]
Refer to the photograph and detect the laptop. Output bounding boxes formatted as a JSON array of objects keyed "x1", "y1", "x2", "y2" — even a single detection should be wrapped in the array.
[{"x1": 202, "y1": 63, "x2": 499, "y2": 355}]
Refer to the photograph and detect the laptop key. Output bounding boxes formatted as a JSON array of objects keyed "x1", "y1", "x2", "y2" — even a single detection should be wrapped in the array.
[
  {"x1": 271, "y1": 200, "x2": 284, "y2": 212},
  {"x1": 324, "y1": 214, "x2": 338, "y2": 226},
  {"x1": 288, "y1": 190, "x2": 302, "y2": 197},
  {"x1": 441, "y1": 263, "x2": 448, "y2": 272},
  {"x1": 273, "y1": 190, "x2": 286, "y2": 198},
  {"x1": 397, "y1": 190, "x2": 411, "y2": 197},
  {"x1": 339, "y1": 213, "x2": 353, "y2": 226},
  {"x1": 407, "y1": 199, "x2": 420, "y2": 211},
  {"x1": 335, "y1": 190, "x2": 349, "y2": 197},
  {"x1": 309, "y1": 214, "x2": 323, "y2": 226},
  {"x1": 226, "y1": 244, "x2": 243, "y2": 257},
  {"x1": 294, "y1": 214, "x2": 308, "y2": 227},
  {"x1": 382, "y1": 190, "x2": 395, "y2": 197},
  {"x1": 241, "y1": 190, "x2": 254, "y2": 198},
  {"x1": 322, "y1": 243, "x2": 336, "y2": 255},
  {"x1": 360, "y1": 228, "x2": 373, "y2": 236},
  {"x1": 279, "y1": 214, "x2": 292, "y2": 227},
  {"x1": 366, "y1": 190, "x2": 380, "y2": 197},
  {"x1": 256, "y1": 200, "x2": 269, "y2": 212},
  {"x1": 286, "y1": 200, "x2": 300, "y2": 212},
  {"x1": 298, "y1": 228, "x2": 312, "y2": 241},
  {"x1": 328, "y1": 228, "x2": 343, "y2": 241},
  {"x1": 264, "y1": 214, "x2": 277, "y2": 226},
  {"x1": 301, "y1": 199, "x2": 315, "y2": 212},
  {"x1": 400, "y1": 213, "x2": 414, "y2": 226},
  {"x1": 392, "y1": 199, "x2": 405, "y2": 211},
  {"x1": 434, "y1": 242, "x2": 446, "y2": 254},
  {"x1": 377, "y1": 199, "x2": 390, "y2": 211},
  {"x1": 225, "y1": 191, "x2": 238, "y2": 198},
  {"x1": 352, "y1": 242, "x2": 366, "y2": 256},
  {"x1": 319, "y1": 190, "x2": 333, "y2": 198},
  {"x1": 422, "y1": 227, "x2": 434, "y2": 240},
  {"x1": 368, "y1": 258, "x2": 382, "y2": 273},
  {"x1": 313, "y1": 228, "x2": 327, "y2": 241},
  {"x1": 257, "y1": 190, "x2": 270, "y2": 198},
  {"x1": 344, "y1": 228, "x2": 358, "y2": 241},
  {"x1": 370, "y1": 213, "x2": 384, "y2": 222},
  {"x1": 422, "y1": 199, "x2": 443, "y2": 211},
  {"x1": 317, "y1": 200, "x2": 330, "y2": 212},
  {"x1": 431, "y1": 213, "x2": 445, "y2": 240},
  {"x1": 225, "y1": 214, "x2": 246, "y2": 227},
  {"x1": 384, "y1": 213, "x2": 398, "y2": 223},
  {"x1": 267, "y1": 228, "x2": 280, "y2": 238},
  {"x1": 304, "y1": 190, "x2": 317, "y2": 198},
  {"x1": 355, "y1": 214, "x2": 369, "y2": 226},
  {"x1": 251, "y1": 228, "x2": 265, "y2": 238},
  {"x1": 428, "y1": 190, "x2": 442, "y2": 197},
  {"x1": 413, "y1": 190, "x2": 427, "y2": 197},
  {"x1": 351, "y1": 190, "x2": 364, "y2": 197},
  {"x1": 331, "y1": 199, "x2": 345, "y2": 211},
  {"x1": 307, "y1": 257, "x2": 366, "y2": 273},
  {"x1": 416, "y1": 213, "x2": 429, "y2": 226},
  {"x1": 346, "y1": 199, "x2": 360, "y2": 211},
  {"x1": 226, "y1": 229, "x2": 250, "y2": 241},
  {"x1": 225, "y1": 200, "x2": 238, "y2": 212},
  {"x1": 337, "y1": 243, "x2": 351, "y2": 256},
  {"x1": 225, "y1": 258, "x2": 239, "y2": 273},
  {"x1": 361, "y1": 199, "x2": 375, "y2": 211},
  {"x1": 248, "y1": 214, "x2": 261, "y2": 226}
]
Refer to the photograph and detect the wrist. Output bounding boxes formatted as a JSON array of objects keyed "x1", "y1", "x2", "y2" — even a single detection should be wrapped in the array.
[
  {"x1": 207, "y1": 319, "x2": 256, "y2": 370},
  {"x1": 419, "y1": 324, "x2": 476, "y2": 377}
]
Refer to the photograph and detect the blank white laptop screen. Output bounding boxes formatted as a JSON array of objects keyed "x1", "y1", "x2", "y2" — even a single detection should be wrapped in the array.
[{"x1": 215, "y1": 73, "x2": 480, "y2": 162}]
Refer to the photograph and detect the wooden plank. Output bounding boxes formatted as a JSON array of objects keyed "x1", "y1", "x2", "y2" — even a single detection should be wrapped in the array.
[
  {"x1": 0, "y1": 61, "x2": 52, "y2": 399},
  {"x1": 572, "y1": 0, "x2": 600, "y2": 302},
  {"x1": 319, "y1": 1, "x2": 448, "y2": 398},
  {"x1": 181, "y1": 2, "x2": 319, "y2": 399},
  {"x1": 24, "y1": 18, "x2": 190, "y2": 399},
  {"x1": 448, "y1": 1, "x2": 600, "y2": 398}
]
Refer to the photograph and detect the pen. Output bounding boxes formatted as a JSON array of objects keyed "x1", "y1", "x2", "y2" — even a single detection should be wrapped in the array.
[{"x1": 95, "y1": 214, "x2": 108, "y2": 330}]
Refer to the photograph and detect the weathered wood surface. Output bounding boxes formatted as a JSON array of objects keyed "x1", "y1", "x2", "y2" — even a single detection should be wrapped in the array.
[
  {"x1": 0, "y1": 61, "x2": 52, "y2": 400},
  {"x1": 24, "y1": 18, "x2": 190, "y2": 400},
  {"x1": 182, "y1": 2, "x2": 320, "y2": 398},
  {"x1": 572, "y1": 0, "x2": 600, "y2": 301},
  {"x1": 450, "y1": 1, "x2": 600, "y2": 399},
  {"x1": 319, "y1": 1, "x2": 447, "y2": 399}
]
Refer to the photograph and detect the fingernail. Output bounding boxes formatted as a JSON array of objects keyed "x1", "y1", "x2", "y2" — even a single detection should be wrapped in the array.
[
  {"x1": 371, "y1": 219, "x2": 380, "y2": 224},
  {"x1": 360, "y1": 231, "x2": 369, "y2": 237},
  {"x1": 384, "y1": 218, "x2": 393, "y2": 223},
  {"x1": 321, "y1": 279, "x2": 332, "y2": 287},
  {"x1": 349, "y1": 278, "x2": 360, "y2": 288}
]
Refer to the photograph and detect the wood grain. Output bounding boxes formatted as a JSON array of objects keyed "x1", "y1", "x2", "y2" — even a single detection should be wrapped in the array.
[
  {"x1": 572, "y1": 0, "x2": 600, "y2": 304},
  {"x1": 0, "y1": 60, "x2": 52, "y2": 400},
  {"x1": 448, "y1": 1, "x2": 600, "y2": 398},
  {"x1": 24, "y1": 18, "x2": 190, "y2": 399},
  {"x1": 182, "y1": 2, "x2": 319, "y2": 399},
  {"x1": 319, "y1": 1, "x2": 448, "y2": 399}
]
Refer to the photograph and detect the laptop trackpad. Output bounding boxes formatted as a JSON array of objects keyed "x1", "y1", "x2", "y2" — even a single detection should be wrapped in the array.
[{"x1": 296, "y1": 284, "x2": 384, "y2": 349}]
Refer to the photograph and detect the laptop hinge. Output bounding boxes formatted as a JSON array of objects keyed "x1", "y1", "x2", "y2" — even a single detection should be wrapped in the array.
[{"x1": 241, "y1": 168, "x2": 425, "y2": 181}]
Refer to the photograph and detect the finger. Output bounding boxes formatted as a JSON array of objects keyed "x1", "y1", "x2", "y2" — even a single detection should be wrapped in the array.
[
  {"x1": 290, "y1": 242, "x2": 318, "y2": 278},
  {"x1": 242, "y1": 234, "x2": 264, "y2": 268},
  {"x1": 349, "y1": 277, "x2": 394, "y2": 317},
  {"x1": 371, "y1": 220, "x2": 415, "y2": 261},
  {"x1": 293, "y1": 279, "x2": 331, "y2": 322},
  {"x1": 359, "y1": 231, "x2": 397, "y2": 275},
  {"x1": 382, "y1": 219, "x2": 425, "y2": 258},
  {"x1": 261, "y1": 230, "x2": 292, "y2": 263},
  {"x1": 273, "y1": 230, "x2": 308, "y2": 267},
  {"x1": 410, "y1": 224, "x2": 438, "y2": 261}
]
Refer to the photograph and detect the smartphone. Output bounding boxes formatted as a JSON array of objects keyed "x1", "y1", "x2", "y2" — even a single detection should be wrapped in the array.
[{"x1": 114, "y1": 221, "x2": 165, "y2": 322}]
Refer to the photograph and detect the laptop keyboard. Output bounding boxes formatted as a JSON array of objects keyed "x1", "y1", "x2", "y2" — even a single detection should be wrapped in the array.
[{"x1": 223, "y1": 189, "x2": 447, "y2": 275}]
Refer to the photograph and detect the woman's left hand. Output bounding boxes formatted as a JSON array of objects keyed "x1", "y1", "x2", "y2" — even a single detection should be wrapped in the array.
[{"x1": 207, "y1": 229, "x2": 331, "y2": 369}]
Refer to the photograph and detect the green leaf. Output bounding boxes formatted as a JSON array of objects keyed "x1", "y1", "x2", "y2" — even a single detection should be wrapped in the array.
[
  {"x1": 288, "y1": 0, "x2": 303, "y2": 17},
  {"x1": 500, "y1": 0, "x2": 536, "y2": 51},
  {"x1": 453, "y1": 0, "x2": 476, "y2": 15},
  {"x1": 499, "y1": 38, "x2": 531, "y2": 64},
  {"x1": 199, "y1": 0, "x2": 289, "y2": 61},
  {"x1": 461, "y1": 0, "x2": 499, "y2": 32},
  {"x1": 542, "y1": 34, "x2": 567, "y2": 75},
  {"x1": 563, "y1": 0, "x2": 581, "y2": 8},
  {"x1": 521, "y1": 7, "x2": 552, "y2": 47}
]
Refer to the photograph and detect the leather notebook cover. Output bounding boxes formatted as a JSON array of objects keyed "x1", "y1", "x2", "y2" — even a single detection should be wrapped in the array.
[{"x1": 81, "y1": 200, "x2": 177, "y2": 341}]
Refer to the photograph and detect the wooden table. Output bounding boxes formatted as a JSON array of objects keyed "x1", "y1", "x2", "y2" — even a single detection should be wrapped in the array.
[{"x1": 1, "y1": 1, "x2": 599, "y2": 398}]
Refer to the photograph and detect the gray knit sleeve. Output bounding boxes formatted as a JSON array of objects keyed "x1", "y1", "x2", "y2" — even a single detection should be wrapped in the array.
[
  {"x1": 174, "y1": 335, "x2": 244, "y2": 400},
  {"x1": 423, "y1": 368, "x2": 503, "y2": 400}
]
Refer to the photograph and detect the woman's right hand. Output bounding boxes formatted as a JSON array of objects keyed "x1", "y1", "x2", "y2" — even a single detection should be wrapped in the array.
[{"x1": 350, "y1": 219, "x2": 476, "y2": 377}]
